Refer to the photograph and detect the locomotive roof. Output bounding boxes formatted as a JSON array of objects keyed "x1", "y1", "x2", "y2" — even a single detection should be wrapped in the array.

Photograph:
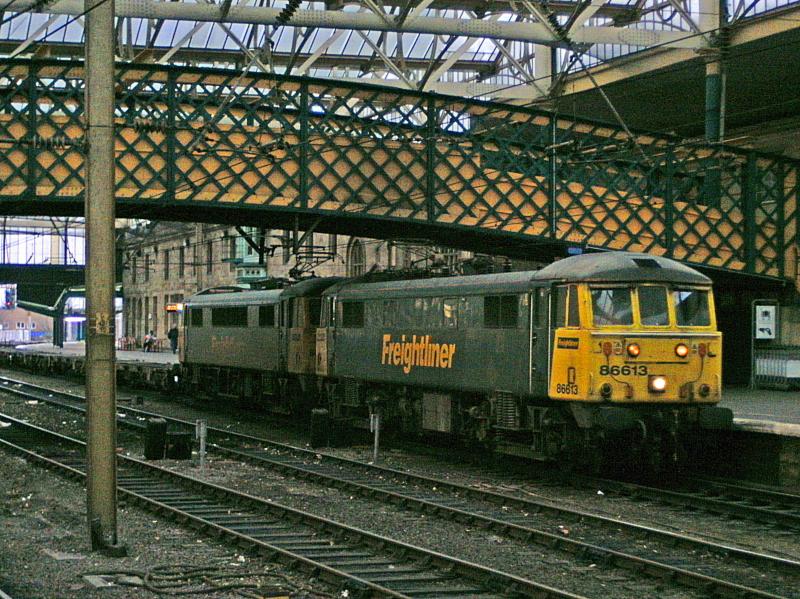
[
  {"x1": 327, "y1": 271, "x2": 534, "y2": 298},
  {"x1": 327, "y1": 252, "x2": 709, "y2": 298},
  {"x1": 185, "y1": 287, "x2": 282, "y2": 306},
  {"x1": 532, "y1": 252, "x2": 710, "y2": 285},
  {"x1": 279, "y1": 276, "x2": 345, "y2": 299}
]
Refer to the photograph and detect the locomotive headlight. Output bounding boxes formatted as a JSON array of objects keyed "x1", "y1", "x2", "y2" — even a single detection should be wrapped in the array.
[
  {"x1": 626, "y1": 343, "x2": 640, "y2": 357},
  {"x1": 698, "y1": 384, "x2": 711, "y2": 397},
  {"x1": 674, "y1": 343, "x2": 689, "y2": 358},
  {"x1": 648, "y1": 375, "x2": 667, "y2": 393}
]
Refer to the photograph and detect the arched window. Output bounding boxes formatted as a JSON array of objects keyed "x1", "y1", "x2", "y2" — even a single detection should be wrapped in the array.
[{"x1": 347, "y1": 239, "x2": 366, "y2": 276}]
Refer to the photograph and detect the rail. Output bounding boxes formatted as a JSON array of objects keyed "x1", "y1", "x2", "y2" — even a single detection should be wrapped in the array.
[{"x1": 1, "y1": 375, "x2": 798, "y2": 598}]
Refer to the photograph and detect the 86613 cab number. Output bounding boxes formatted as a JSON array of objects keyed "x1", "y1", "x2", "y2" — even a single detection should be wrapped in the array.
[{"x1": 599, "y1": 365, "x2": 648, "y2": 376}]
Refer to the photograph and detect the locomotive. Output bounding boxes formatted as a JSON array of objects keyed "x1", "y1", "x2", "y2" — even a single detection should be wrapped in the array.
[{"x1": 181, "y1": 252, "x2": 732, "y2": 468}]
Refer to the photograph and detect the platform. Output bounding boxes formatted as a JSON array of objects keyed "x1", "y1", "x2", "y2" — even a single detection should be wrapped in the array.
[
  {"x1": 0, "y1": 342, "x2": 177, "y2": 391},
  {"x1": 11, "y1": 342, "x2": 178, "y2": 365},
  {"x1": 722, "y1": 387, "x2": 800, "y2": 437}
]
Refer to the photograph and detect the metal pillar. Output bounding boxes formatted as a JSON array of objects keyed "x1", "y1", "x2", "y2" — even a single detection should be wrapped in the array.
[
  {"x1": 704, "y1": 59, "x2": 722, "y2": 142},
  {"x1": 700, "y1": 0, "x2": 724, "y2": 143},
  {"x1": 84, "y1": 0, "x2": 121, "y2": 553}
]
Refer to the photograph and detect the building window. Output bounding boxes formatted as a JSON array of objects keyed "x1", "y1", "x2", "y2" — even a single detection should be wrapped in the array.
[
  {"x1": 347, "y1": 239, "x2": 366, "y2": 276},
  {"x1": 178, "y1": 246, "x2": 185, "y2": 278},
  {"x1": 206, "y1": 240, "x2": 213, "y2": 274},
  {"x1": 144, "y1": 254, "x2": 150, "y2": 282},
  {"x1": 163, "y1": 249, "x2": 170, "y2": 280},
  {"x1": 152, "y1": 295, "x2": 158, "y2": 335},
  {"x1": 30, "y1": 322, "x2": 36, "y2": 329},
  {"x1": 131, "y1": 257, "x2": 137, "y2": 284},
  {"x1": 193, "y1": 242, "x2": 198, "y2": 276},
  {"x1": 229, "y1": 235, "x2": 237, "y2": 271},
  {"x1": 16, "y1": 322, "x2": 24, "y2": 329}
]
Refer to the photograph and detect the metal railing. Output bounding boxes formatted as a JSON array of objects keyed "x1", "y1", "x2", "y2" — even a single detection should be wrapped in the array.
[{"x1": 753, "y1": 345, "x2": 800, "y2": 389}]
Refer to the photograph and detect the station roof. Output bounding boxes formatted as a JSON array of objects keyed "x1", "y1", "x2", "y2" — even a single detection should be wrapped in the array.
[{"x1": 0, "y1": 0, "x2": 792, "y2": 107}]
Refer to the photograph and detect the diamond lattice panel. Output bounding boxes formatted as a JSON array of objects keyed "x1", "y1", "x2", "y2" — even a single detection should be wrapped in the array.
[{"x1": 0, "y1": 60, "x2": 796, "y2": 282}]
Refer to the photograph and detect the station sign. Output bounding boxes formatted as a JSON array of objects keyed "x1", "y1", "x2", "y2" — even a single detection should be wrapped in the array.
[
  {"x1": 753, "y1": 303, "x2": 777, "y2": 340},
  {"x1": 165, "y1": 303, "x2": 184, "y2": 313}
]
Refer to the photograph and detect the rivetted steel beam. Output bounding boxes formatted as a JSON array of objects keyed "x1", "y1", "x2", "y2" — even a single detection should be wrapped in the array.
[{"x1": 7, "y1": 0, "x2": 705, "y2": 48}]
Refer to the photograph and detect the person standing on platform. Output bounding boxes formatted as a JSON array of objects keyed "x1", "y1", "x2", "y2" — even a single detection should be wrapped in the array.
[
  {"x1": 167, "y1": 325, "x2": 179, "y2": 354},
  {"x1": 144, "y1": 330, "x2": 155, "y2": 352}
]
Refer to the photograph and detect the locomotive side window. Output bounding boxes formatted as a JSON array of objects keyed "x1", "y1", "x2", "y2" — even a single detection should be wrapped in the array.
[
  {"x1": 212, "y1": 306, "x2": 248, "y2": 327},
  {"x1": 443, "y1": 298, "x2": 458, "y2": 328},
  {"x1": 342, "y1": 300, "x2": 365, "y2": 328},
  {"x1": 639, "y1": 286, "x2": 669, "y2": 326},
  {"x1": 427, "y1": 298, "x2": 443, "y2": 328},
  {"x1": 484, "y1": 295, "x2": 519, "y2": 328},
  {"x1": 259, "y1": 305, "x2": 276, "y2": 327},
  {"x1": 322, "y1": 297, "x2": 335, "y2": 327},
  {"x1": 190, "y1": 308, "x2": 203, "y2": 327},
  {"x1": 309, "y1": 298, "x2": 322, "y2": 326},
  {"x1": 294, "y1": 300, "x2": 305, "y2": 327},
  {"x1": 591, "y1": 288, "x2": 633, "y2": 326},
  {"x1": 383, "y1": 300, "x2": 398, "y2": 327},
  {"x1": 673, "y1": 289, "x2": 710, "y2": 326}
]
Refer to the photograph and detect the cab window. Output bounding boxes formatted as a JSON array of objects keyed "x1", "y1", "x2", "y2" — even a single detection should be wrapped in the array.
[
  {"x1": 567, "y1": 284, "x2": 580, "y2": 327},
  {"x1": 674, "y1": 289, "x2": 710, "y2": 326},
  {"x1": 591, "y1": 288, "x2": 633, "y2": 326},
  {"x1": 638, "y1": 286, "x2": 669, "y2": 326},
  {"x1": 554, "y1": 286, "x2": 567, "y2": 327}
]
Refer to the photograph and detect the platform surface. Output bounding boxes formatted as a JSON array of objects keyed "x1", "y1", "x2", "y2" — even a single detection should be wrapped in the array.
[
  {"x1": 11, "y1": 342, "x2": 178, "y2": 365},
  {"x1": 722, "y1": 387, "x2": 800, "y2": 437}
]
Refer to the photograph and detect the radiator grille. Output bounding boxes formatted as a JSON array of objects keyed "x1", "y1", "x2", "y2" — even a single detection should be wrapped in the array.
[
  {"x1": 495, "y1": 391, "x2": 521, "y2": 430},
  {"x1": 343, "y1": 379, "x2": 360, "y2": 407}
]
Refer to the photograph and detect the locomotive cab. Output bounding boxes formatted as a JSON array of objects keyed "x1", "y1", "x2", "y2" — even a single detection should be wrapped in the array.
[
  {"x1": 532, "y1": 253, "x2": 732, "y2": 469},
  {"x1": 548, "y1": 283, "x2": 722, "y2": 405}
]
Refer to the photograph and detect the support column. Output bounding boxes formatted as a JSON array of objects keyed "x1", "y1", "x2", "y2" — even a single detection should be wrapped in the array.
[
  {"x1": 704, "y1": 58, "x2": 722, "y2": 143},
  {"x1": 85, "y1": 0, "x2": 120, "y2": 552},
  {"x1": 700, "y1": 0, "x2": 724, "y2": 142}
]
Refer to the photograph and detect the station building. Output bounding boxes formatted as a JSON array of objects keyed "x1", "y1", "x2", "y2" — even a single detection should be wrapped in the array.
[{"x1": 120, "y1": 222, "x2": 480, "y2": 344}]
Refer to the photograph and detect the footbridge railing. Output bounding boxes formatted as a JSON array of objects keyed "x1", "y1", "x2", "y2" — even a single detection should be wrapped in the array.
[{"x1": 0, "y1": 59, "x2": 796, "y2": 283}]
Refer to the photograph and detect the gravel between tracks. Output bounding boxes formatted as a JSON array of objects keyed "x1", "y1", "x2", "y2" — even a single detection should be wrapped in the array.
[
  {"x1": 2, "y1": 369, "x2": 800, "y2": 598},
  {"x1": 0, "y1": 449, "x2": 334, "y2": 599}
]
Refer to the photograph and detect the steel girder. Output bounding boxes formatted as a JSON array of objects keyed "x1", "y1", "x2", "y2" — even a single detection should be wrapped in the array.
[{"x1": 0, "y1": 59, "x2": 796, "y2": 283}]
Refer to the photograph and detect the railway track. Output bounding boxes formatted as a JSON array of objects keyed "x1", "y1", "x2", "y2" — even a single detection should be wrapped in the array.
[
  {"x1": 1, "y1": 375, "x2": 799, "y2": 598},
  {"x1": 563, "y1": 473, "x2": 800, "y2": 531},
  {"x1": 0, "y1": 411, "x2": 579, "y2": 599}
]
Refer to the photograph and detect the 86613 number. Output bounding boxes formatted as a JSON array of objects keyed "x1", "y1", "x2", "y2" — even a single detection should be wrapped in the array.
[
  {"x1": 555, "y1": 383, "x2": 579, "y2": 395},
  {"x1": 599, "y1": 364, "x2": 648, "y2": 376}
]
